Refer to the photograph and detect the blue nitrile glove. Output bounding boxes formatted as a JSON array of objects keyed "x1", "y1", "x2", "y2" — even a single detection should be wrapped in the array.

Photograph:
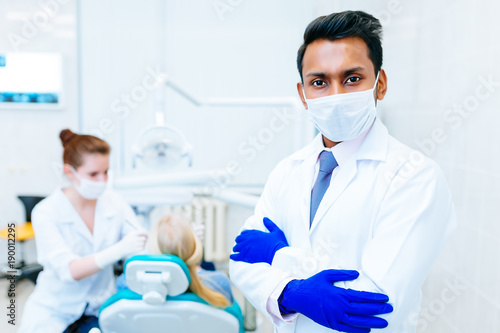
[
  {"x1": 230, "y1": 217, "x2": 289, "y2": 265},
  {"x1": 279, "y1": 269, "x2": 393, "y2": 333}
]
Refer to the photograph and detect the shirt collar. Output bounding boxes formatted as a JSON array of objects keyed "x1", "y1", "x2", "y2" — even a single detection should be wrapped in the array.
[
  {"x1": 329, "y1": 124, "x2": 371, "y2": 166},
  {"x1": 289, "y1": 118, "x2": 388, "y2": 164}
]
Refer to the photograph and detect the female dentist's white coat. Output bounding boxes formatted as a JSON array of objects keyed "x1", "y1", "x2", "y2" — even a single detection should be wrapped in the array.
[
  {"x1": 229, "y1": 118, "x2": 456, "y2": 333},
  {"x1": 19, "y1": 188, "x2": 138, "y2": 333}
]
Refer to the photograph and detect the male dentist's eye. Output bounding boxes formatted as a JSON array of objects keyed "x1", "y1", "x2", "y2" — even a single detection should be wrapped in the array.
[
  {"x1": 312, "y1": 80, "x2": 326, "y2": 87},
  {"x1": 345, "y1": 77, "x2": 361, "y2": 84}
]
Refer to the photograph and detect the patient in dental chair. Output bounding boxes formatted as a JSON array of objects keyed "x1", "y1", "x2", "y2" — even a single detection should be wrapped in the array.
[{"x1": 116, "y1": 214, "x2": 233, "y2": 307}]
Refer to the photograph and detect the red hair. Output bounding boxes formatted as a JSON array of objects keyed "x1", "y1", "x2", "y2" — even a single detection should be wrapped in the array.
[{"x1": 60, "y1": 129, "x2": 110, "y2": 168}]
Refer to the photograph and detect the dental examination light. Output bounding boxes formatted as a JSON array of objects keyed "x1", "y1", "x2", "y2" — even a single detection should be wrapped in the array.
[
  {"x1": 114, "y1": 73, "x2": 305, "y2": 210},
  {"x1": 131, "y1": 112, "x2": 193, "y2": 170}
]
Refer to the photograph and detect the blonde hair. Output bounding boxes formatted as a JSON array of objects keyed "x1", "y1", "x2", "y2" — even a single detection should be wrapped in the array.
[{"x1": 148, "y1": 214, "x2": 229, "y2": 308}]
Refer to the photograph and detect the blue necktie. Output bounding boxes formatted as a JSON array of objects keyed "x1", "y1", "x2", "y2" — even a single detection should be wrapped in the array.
[{"x1": 310, "y1": 150, "x2": 338, "y2": 226}]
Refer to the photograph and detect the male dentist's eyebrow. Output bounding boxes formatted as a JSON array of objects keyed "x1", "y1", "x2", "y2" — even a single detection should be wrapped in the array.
[
  {"x1": 306, "y1": 72, "x2": 327, "y2": 78},
  {"x1": 306, "y1": 67, "x2": 366, "y2": 79},
  {"x1": 342, "y1": 66, "x2": 366, "y2": 77}
]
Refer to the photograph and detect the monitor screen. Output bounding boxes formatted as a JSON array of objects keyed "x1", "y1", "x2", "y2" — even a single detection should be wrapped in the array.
[{"x1": 0, "y1": 52, "x2": 63, "y2": 108}]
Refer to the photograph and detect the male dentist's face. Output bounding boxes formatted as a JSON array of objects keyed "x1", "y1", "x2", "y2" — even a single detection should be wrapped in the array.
[{"x1": 297, "y1": 36, "x2": 387, "y2": 104}]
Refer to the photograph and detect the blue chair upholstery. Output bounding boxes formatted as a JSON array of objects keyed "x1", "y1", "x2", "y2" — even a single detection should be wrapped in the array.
[{"x1": 99, "y1": 255, "x2": 244, "y2": 333}]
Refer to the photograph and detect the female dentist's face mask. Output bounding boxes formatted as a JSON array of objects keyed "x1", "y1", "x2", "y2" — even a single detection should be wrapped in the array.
[
  {"x1": 70, "y1": 166, "x2": 107, "y2": 200},
  {"x1": 304, "y1": 72, "x2": 379, "y2": 142}
]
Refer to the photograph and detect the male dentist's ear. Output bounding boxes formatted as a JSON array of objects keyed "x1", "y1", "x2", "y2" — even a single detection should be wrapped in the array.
[
  {"x1": 297, "y1": 82, "x2": 308, "y2": 109},
  {"x1": 376, "y1": 69, "x2": 388, "y2": 101}
]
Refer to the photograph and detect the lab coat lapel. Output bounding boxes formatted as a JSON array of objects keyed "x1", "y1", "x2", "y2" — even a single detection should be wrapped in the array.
[
  {"x1": 57, "y1": 189, "x2": 94, "y2": 244},
  {"x1": 92, "y1": 196, "x2": 118, "y2": 250},
  {"x1": 288, "y1": 134, "x2": 323, "y2": 235},
  {"x1": 298, "y1": 155, "x2": 317, "y2": 237},
  {"x1": 59, "y1": 217, "x2": 94, "y2": 244},
  {"x1": 310, "y1": 155, "x2": 358, "y2": 233}
]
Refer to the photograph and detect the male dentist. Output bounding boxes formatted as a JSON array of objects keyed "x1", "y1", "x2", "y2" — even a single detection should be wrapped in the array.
[{"x1": 229, "y1": 10, "x2": 456, "y2": 333}]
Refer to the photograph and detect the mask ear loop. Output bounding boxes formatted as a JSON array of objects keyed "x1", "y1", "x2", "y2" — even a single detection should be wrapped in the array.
[
  {"x1": 69, "y1": 165, "x2": 81, "y2": 180},
  {"x1": 69, "y1": 166, "x2": 86, "y2": 190},
  {"x1": 374, "y1": 71, "x2": 380, "y2": 90},
  {"x1": 373, "y1": 71, "x2": 381, "y2": 105},
  {"x1": 301, "y1": 84, "x2": 308, "y2": 109}
]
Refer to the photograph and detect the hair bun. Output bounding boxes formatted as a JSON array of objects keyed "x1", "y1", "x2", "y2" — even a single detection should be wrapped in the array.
[{"x1": 59, "y1": 129, "x2": 77, "y2": 146}]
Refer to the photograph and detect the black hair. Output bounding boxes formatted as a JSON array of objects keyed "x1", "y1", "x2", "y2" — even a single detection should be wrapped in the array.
[{"x1": 297, "y1": 10, "x2": 383, "y2": 82}]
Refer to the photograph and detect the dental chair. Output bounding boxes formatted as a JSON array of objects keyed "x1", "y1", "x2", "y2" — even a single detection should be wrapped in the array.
[{"x1": 99, "y1": 255, "x2": 244, "y2": 333}]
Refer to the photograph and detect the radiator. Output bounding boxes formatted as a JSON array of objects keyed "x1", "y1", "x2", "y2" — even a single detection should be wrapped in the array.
[{"x1": 156, "y1": 197, "x2": 228, "y2": 262}]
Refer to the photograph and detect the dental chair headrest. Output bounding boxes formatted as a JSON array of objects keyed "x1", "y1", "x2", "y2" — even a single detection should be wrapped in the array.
[{"x1": 124, "y1": 254, "x2": 190, "y2": 305}]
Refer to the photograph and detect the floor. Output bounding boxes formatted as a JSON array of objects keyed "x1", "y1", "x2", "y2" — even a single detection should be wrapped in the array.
[{"x1": 0, "y1": 278, "x2": 34, "y2": 333}]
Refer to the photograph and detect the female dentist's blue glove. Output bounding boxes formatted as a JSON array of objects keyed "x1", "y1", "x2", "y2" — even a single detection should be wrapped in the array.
[
  {"x1": 279, "y1": 269, "x2": 393, "y2": 333},
  {"x1": 230, "y1": 217, "x2": 288, "y2": 265}
]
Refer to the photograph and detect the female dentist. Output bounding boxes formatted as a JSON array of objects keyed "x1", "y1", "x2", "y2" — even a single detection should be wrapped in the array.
[{"x1": 19, "y1": 129, "x2": 148, "y2": 333}]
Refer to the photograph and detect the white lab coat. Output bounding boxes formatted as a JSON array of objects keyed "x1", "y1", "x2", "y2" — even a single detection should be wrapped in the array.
[
  {"x1": 229, "y1": 118, "x2": 456, "y2": 333},
  {"x1": 19, "y1": 188, "x2": 139, "y2": 333}
]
